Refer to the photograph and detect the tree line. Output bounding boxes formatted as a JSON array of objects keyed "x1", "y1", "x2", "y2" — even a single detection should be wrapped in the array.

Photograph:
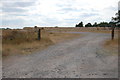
[
  {"x1": 75, "y1": 21, "x2": 117, "y2": 27},
  {"x1": 75, "y1": 11, "x2": 120, "y2": 27}
]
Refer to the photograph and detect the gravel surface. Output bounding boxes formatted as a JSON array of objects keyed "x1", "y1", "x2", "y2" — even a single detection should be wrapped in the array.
[{"x1": 2, "y1": 32, "x2": 118, "y2": 78}]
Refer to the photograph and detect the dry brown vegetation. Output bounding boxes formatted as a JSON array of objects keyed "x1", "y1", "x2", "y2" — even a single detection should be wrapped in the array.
[
  {"x1": 2, "y1": 27, "x2": 119, "y2": 57},
  {"x1": 103, "y1": 31, "x2": 118, "y2": 55},
  {"x1": 48, "y1": 32, "x2": 81, "y2": 43},
  {"x1": 105, "y1": 38, "x2": 118, "y2": 48},
  {"x1": 2, "y1": 29, "x2": 52, "y2": 57},
  {"x1": 2, "y1": 28, "x2": 81, "y2": 57}
]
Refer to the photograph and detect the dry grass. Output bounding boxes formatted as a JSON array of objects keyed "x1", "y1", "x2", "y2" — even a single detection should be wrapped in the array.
[
  {"x1": 2, "y1": 30, "x2": 38, "y2": 44},
  {"x1": 91, "y1": 30, "x2": 119, "y2": 34},
  {"x1": 2, "y1": 27, "x2": 118, "y2": 57},
  {"x1": 48, "y1": 32, "x2": 81, "y2": 43},
  {"x1": 103, "y1": 33, "x2": 118, "y2": 55},
  {"x1": 45, "y1": 27, "x2": 118, "y2": 34},
  {"x1": 2, "y1": 38, "x2": 53, "y2": 56},
  {"x1": 104, "y1": 38, "x2": 118, "y2": 49},
  {"x1": 2, "y1": 29, "x2": 53, "y2": 57},
  {"x1": 2, "y1": 29, "x2": 81, "y2": 57}
]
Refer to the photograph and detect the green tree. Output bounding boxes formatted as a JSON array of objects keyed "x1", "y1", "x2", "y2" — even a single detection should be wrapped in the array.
[
  {"x1": 109, "y1": 22, "x2": 116, "y2": 27},
  {"x1": 98, "y1": 22, "x2": 109, "y2": 27},
  {"x1": 93, "y1": 22, "x2": 98, "y2": 27},
  {"x1": 75, "y1": 21, "x2": 83, "y2": 27},
  {"x1": 85, "y1": 23, "x2": 92, "y2": 27},
  {"x1": 112, "y1": 11, "x2": 120, "y2": 27}
]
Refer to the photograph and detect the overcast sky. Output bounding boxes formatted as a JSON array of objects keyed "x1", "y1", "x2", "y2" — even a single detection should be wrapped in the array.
[{"x1": 0, "y1": 0, "x2": 119, "y2": 28}]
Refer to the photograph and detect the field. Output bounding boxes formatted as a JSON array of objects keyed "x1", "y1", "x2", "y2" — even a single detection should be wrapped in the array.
[
  {"x1": 2, "y1": 27, "x2": 119, "y2": 78},
  {"x1": 2, "y1": 28, "x2": 81, "y2": 57},
  {"x1": 2, "y1": 27, "x2": 119, "y2": 57}
]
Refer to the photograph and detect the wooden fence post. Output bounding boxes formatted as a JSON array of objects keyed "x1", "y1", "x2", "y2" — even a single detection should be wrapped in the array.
[
  {"x1": 111, "y1": 27, "x2": 115, "y2": 40},
  {"x1": 38, "y1": 29, "x2": 41, "y2": 40}
]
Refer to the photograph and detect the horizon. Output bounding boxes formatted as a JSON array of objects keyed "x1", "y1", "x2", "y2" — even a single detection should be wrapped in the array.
[
  {"x1": 1, "y1": 0, "x2": 119, "y2": 29},
  {"x1": 0, "y1": 21, "x2": 118, "y2": 29}
]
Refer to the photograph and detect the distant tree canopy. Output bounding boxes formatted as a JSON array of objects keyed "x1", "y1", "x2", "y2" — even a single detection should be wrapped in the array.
[
  {"x1": 75, "y1": 10, "x2": 120, "y2": 27},
  {"x1": 109, "y1": 22, "x2": 116, "y2": 27},
  {"x1": 75, "y1": 21, "x2": 83, "y2": 27},
  {"x1": 75, "y1": 21, "x2": 118, "y2": 27},
  {"x1": 112, "y1": 10, "x2": 120, "y2": 27},
  {"x1": 85, "y1": 23, "x2": 92, "y2": 27},
  {"x1": 34, "y1": 26, "x2": 37, "y2": 28},
  {"x1": 93, "y1": 22, "x2": 98, "y2": 27},
  {"x1": 55, "y1": 26, "x2": 58, "y2": 28},
  {"x1": 98, "y1": 22, "x2": 110, "y2": 27},
  {"x1": 6, "y1": 28, "x2": 11, "y2": 30}
]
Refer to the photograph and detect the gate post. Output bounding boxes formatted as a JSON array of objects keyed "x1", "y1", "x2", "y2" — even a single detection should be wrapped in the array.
[
  {"x1": 38, "y1": 29, "x2": 41, "y2": 40},
  {"x1": 111, "y1": 27, "x2": 115, "y2": 40}
]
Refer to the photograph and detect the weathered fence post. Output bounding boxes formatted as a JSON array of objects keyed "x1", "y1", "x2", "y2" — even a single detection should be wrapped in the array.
[
  {"x1": 111, "y1": 27, "x2": 115, "y2": 40},
  {"x1": 38, "y1": 29, "x2": 41, "y2": 40}
]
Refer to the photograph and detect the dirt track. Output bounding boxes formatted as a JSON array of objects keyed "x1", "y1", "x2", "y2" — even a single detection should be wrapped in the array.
[{"x1": 2, "y1": 32, "x2": 118, "y2": 78}]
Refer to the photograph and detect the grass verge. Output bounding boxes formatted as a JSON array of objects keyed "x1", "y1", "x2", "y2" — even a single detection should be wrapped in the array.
[
  {"x1": 2, "y1": 29, "x2": 81, "y2": 58},
  {"x1": 103, "y1": 36, "x2": 118, "y2": 55}
]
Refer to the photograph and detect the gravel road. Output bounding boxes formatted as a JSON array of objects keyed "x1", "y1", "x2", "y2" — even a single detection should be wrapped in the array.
[{"x1": 2, "y1": 32, "x2": 118, "y2": 78}]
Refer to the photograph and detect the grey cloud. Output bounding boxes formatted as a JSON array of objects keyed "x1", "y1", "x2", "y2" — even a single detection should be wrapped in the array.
[
  {"x1": 65, "y1": 18, "x2": 76, "y2": 21},
  {"x1": 61, "y1": 7, "x2": 78, "y2": 11},
  {"x1": 44, "y1": 17, "x2": 60, "y2": 24},
  {"x1": 1, "y1": 0, "x2": 36, "y2": 2},
  {"x1": 58, "y1": 7, "x2": 84, "y2": 14},
  {"x1": 118, "y1": 1, "x2": 120, "y2": 10},
  {"x1": 2, "y1": 7, "x2": 26, "y2": 13},
  {"x1": 2, "y1": 18, "x2": 25, "y2": 27},
  {"x1": 102, "y1": 6, "x2": 117, "y2": 12},
  {"x1": 5, "y1": 13, "x2": 28, "y2": 16},
  {"x1": 65, "y1": 19, "x2": 79, "y2": 24},
  {"x1": 3, "y1": 1, "x2": 35, "y2": 8},
  {"x1": 81, "y1": 13, "x2": 99, "y2": 17},
  {"x1": 104, "y1": 6, "x2": 117, "y2": 11},
  {"x1": 91, "y1": 8, "x2": 99, "y2": 12},
  {"x1": 59, "y1": 7, "x2": 85, "y2": 12},
  {"x1": 1, "y1": 1, "x2": 36, "y2": 13},
  {"x1": 56, "y1": 4, "x2": 72, "y2": 8}
]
